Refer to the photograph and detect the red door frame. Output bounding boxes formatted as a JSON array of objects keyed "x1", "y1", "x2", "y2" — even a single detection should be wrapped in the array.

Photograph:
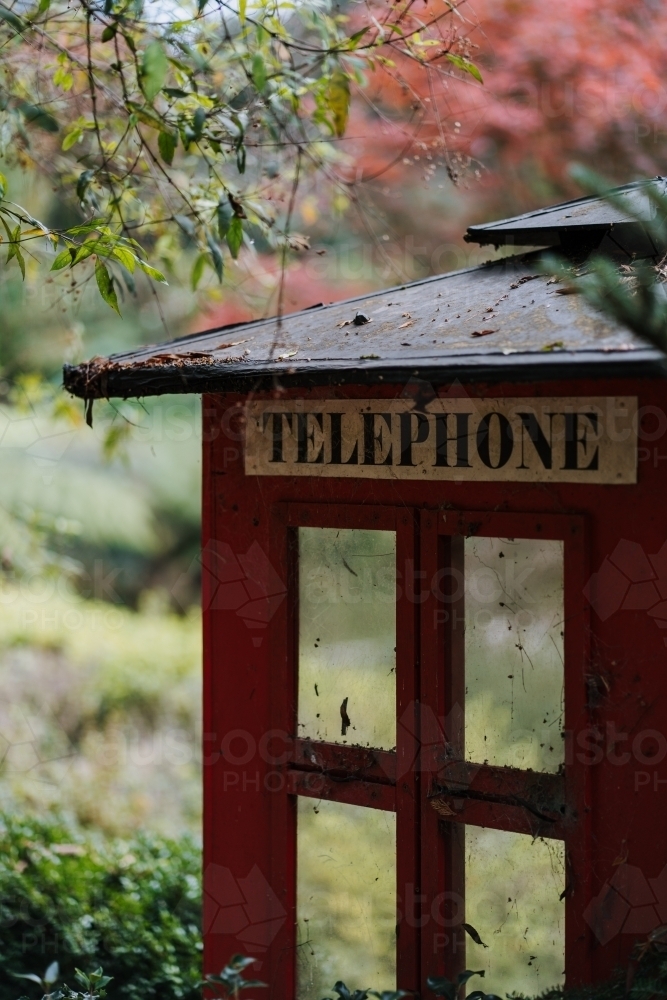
[
  {"x1": 261, "y1": 501, "x2": 590, "y2": 997},
  {"x1": 267, "y1": 501, "x2": 419, "y2": 997},
  {"x1": 420, "y1": 509, "x2": 592, "y2": 991}
]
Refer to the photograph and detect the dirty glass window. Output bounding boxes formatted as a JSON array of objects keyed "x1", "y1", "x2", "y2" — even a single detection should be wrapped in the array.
[
  {"x1": 464, "y1": 825, "x2": 565, "y2": 996},
  {"x1": 298, "y1": 528, "x2": 396, "y2": 749},
  {"x1": 464, "y1": 537, "x2": 564, "y2": 772},
  {"x1": 296, "y1": 797, "x2": 396, "y2": 1000}
]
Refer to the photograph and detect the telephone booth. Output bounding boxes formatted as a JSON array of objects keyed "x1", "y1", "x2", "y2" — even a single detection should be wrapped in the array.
[{"x1": 64, "y1": 180, "x2": 667, "y2": 999}]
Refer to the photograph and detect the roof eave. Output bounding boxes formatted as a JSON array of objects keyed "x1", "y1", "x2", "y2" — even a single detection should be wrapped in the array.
[{"x1": 62, "y1": 348, "x2": 667, "y2": 400}]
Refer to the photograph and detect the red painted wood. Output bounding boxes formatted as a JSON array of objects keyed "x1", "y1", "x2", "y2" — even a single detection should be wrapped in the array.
[
  {"x1": 290, "y1": 737, "x2": 396, "y2": 785},
  {"x1": 203, "y1": 377, "x2": 667, "y2": 994},
  {"x1": 395, "y1": 511, "x2": 421, "y2": 992},
  {"x1": 286, "y1": 770, "x2": 397, "y2": 810},
  {"x1": 436, "y1": 508, "x2": 590, "y2": 988}
]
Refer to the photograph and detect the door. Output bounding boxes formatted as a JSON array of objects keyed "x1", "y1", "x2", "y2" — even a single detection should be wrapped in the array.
[{"x1": 264, "y1": 503, "x2": 590, "y2": 998}]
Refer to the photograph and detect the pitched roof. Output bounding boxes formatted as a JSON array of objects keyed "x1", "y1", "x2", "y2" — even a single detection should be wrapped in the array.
[
  {"x1": 465, "y1": 177, "x2": 667, "y2": 249},
  {"x1": 63, "y1": 189, "x2": 667, "y2": 400}
]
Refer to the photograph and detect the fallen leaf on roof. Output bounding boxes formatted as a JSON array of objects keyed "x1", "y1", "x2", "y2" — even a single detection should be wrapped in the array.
[
  {"x1": 401, "y1": 342, "x2": 411, "y2": 346},
  {"x1": 399, "y1": 321, "x2": 413, "y2": 329},
  {"x1": 509, "y1": 274, "x2": 541, "y2": 289},
  {"x1": 555, "y1": 286, "x2": 578, "y2": 295},
  {"x1": 360, "y1": 353, "x2": 380, "y2": 359},
  {"x1": 278, "y1": 348, "x2": 299, "y2": 360},
  {"x1": 214, "y1": 340, "x2": 246, "y2": 350},
  {"x1": 470, "y1": 329, "x2": 497, "y2": 337}
]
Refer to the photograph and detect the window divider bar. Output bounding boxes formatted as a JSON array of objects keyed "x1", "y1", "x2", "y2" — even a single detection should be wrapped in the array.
[{"x1": 289, "y1": 737, "x2": 397, "y2": 785}]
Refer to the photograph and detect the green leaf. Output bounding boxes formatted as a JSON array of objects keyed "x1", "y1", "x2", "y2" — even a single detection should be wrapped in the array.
[
  {"x1": 71, "y1": 242, "x2": 96, "y2": 265},
  {"x1": 95, "y1": 257, "x2": 120, "y2": 314},
  {"x1": 348, "y1": 26, "x2": 369, "y2": 46},
  {"x1": 65, "y1": 218, "x2": 108, "y2": 236},
  {"x1": 62, "y1": 126, "x2": 83, "y2": 150},
  {"x1": 226, "y1": 216, "x2": 243, "y2": 258},
  {"x1": 141, "y1": 41, "x2": 168, "y2": 102},
  {"x1": 238, "y1": 0, "x2": 246, "y2": 23},
  {"x1": 19, "y1": 102, "x2": 59, "y2": 133},
  {"x1": 51, "y1": 247, "x2": 75, "y2": 270},
  {"x1": 327, "y1": 69, "x2": 350, "y2": 138},
  {"x1": 158, "y1": 128, "x2": 178, "y2": 165},
  {"x1": 445, "y1": 52, "x2": 483, "y2": 83},
  {"x1": 206, "y1": 231, "x2": 223, "y2": 281},
  {"x1": 163, "y1": 87, "x2": 189, "y2": 99},
  {"x1": 191, "y1": 252, "x2": 207, "y2": 290},
  {"x1": 2, "y1": 221, "x2": 25, "y2": 279},
  {"x1": 101, "y1": 23, "x2": 117, "y2": 41},
  {"x1": 174, "y1": 214, "x2": 195, "y2": 237},
  {"x1": 13, "y1": 242, "x2": 25, "y2": 278},
  {"x1": 192, "y1": 105, "x2": 207, "y2": 140},
  {"x1": 236, "y1": 143, "x2": 246, "y2": 174},
  {"x1": 0, "y1": 4, "x2": 25, "y2": 31},
  {"x1": 126, "y1": 101, "x2": 172, "y2": 133},
  {"x1": 217, "y1": 199, "x2": 232, "y2": 239},
  {"x1": 137, "y1": 259, "x2": 168, "y2": 283},
  {"x1": 251, "y1": 53, "x2": 266, "y2": 92},
  {"x1": 76, "y1": 169, "x2": 94, "y2": 203},
  {"x1": 0, "y1": 172, "x2": 6, "y2": 199},
  {"x1": 110, "y1": 245, "x2": 136, "y2": 271}
]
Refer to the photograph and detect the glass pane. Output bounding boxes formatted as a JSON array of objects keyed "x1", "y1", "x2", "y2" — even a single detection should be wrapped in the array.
[
  {"x1": 465, "y1": 826, "x2": 565, "y2": 996},
  {"x1": 297, "y1": 797, "x2": 396, "y2": 1000},
  {"x1": 298, "y1": 528, "x2": 396, "y2": 749},
  {"x1": 464, "y1": 537, "x2": 564, "y2": 771}
]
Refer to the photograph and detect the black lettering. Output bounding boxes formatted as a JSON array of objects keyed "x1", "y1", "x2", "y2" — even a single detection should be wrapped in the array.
[
  {"x1": 517, "y1": 412, "x2": 554, "y2": 469},
  {"x1": 399, "y1": 412, "x2": 430, "y2": 466},
  {"x1": 563, "y1": 412, "x2": 599, "y2": 471},
  {"x1": 435, "y1": 413, "x2": 472, "y2": 467},
  {"x1": 263, "y1": 412, "x2": 292, "y2": 463},
  {"x1": 329, "y1": 412, "x2": 359, "y2": 465},
  {"x1": 295, "y1": 413, "x2": 324, "y2": 464},
  {"x1": 363, "y1": 412, "x2": 393, "y2": 465},
  {"x1": 476, "y1": 412, "x2": 514, "y2": 469}
]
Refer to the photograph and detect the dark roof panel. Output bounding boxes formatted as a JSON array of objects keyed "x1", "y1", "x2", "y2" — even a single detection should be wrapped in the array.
[
  {"x1": 465, "y1": 177, "x2": 667, "y2": 247},
  {"x1": 63, "y1": 248, "x2": 665, "y2": 399}
]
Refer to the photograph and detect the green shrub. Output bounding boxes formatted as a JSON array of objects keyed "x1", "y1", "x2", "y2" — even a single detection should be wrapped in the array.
[{"x1": 0, "y1": 814, "x2": 202, "y2": 1000}]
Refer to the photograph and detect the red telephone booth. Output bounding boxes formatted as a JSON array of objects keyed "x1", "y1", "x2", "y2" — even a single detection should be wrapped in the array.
[{"x1": 64, "y1": 180, "x2": 667, "y2": 999}]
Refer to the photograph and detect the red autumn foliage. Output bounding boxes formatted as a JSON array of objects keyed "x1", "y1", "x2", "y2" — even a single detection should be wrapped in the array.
[{"x1": 204, "y1": 0, "x2": 667, "y2": 329}]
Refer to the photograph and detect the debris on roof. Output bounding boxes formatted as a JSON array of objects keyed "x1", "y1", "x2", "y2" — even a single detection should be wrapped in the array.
[{"x1": 62, "y1": 183, "x2": 667, "y2": 401}]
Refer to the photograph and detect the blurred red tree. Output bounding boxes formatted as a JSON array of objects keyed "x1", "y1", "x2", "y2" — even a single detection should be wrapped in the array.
[{"x1": 204, "y1": 0, "x2": 667, "y2": 329}]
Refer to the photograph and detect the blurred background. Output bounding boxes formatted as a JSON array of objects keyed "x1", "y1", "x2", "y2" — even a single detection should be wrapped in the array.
[{"x1": 0, "y1": 0, "x2": 666, "y2": 993}]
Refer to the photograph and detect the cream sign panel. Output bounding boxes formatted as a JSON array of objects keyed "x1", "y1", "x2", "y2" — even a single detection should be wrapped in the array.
[{"x1": 244, "y1": 397, "x2": 638, "y2": 484}]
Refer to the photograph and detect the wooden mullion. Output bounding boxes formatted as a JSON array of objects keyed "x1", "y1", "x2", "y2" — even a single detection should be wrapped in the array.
[
  {"x1": 563, "y1": 517, "x2": 593, "y2": 987},
  {"x1": 396, "y1": 509, "x2": 421, "y2": 994},
  {"x1": 267, "y1": 503, "x2": 297, "y2": 1000},
  {"x1": 290, "y1": 737, "x2": 396, "y2": 785},
  {"x1": 288, "y1": 771, "x2": 396, "y2": 810},
  {"x1": 419, "y1": 510, "x2": 448, "y2": 991},
  {"x1": 442, "y1": 531, "x2": 466, "y2": 980}
]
